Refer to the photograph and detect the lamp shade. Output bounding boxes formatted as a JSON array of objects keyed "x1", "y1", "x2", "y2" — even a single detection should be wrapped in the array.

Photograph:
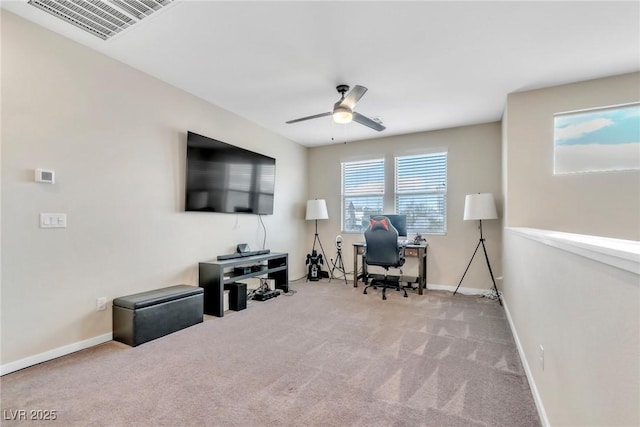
[
  {"x1": 463, "y1": 193, "x2": 498, "y2": 220},
  {"x1": 306, "y1": 199, "x2": 329, "y2": 220}
]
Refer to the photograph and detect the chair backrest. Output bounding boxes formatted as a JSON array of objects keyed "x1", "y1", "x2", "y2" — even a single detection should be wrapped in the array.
[{"x1": 364, "y1": 216, "x2": 402, "y2": 268}]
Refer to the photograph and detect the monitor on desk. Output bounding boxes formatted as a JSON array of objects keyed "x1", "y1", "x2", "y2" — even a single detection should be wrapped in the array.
[{"x1": 383, "y1": 214, "x2": 407, "y2": 237}]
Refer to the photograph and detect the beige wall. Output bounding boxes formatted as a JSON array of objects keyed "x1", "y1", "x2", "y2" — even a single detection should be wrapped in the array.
[
  {"x1": 1, "y1": 12, "x2": 308, "y2": 365},
  {"x1": 307, "y1": 122, "x2": 502, "y2": 290},
  {"x1": 504, "y1": 72, "x2": 640, "y2": 241},
  {"x1": 502, "y1": 73, "x2": 640, "y2": 426},
  {"x1": 503, "y1": 230, "x2": 639, "y2": 426}
]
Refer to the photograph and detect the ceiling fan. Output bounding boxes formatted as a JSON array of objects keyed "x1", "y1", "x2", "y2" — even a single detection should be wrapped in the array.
[{"x1": 286, "y1": 84, "x2": 386, "y2": 131}]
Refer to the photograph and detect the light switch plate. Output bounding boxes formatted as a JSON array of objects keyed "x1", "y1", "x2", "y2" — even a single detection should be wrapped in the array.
[{"x1": 40, "y1": 213, "x2": 67, "y2": 228}]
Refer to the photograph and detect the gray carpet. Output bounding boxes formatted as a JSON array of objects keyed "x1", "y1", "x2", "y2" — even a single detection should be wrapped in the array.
[{"x1": 1, "y1": 281, "x2": 540, "y2": 427}]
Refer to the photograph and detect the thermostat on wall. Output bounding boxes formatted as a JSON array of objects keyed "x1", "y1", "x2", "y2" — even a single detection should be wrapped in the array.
[{"x1": 35, "y1": 168, "x2": 55, "y2": 184}]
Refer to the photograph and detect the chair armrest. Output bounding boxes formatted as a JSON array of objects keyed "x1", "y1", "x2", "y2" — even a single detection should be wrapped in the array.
[{"x1": 398, "y1": 243, "x2": 406, "y2": 259}]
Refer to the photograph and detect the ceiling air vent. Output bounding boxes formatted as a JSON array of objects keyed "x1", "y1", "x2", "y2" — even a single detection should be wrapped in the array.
[{"x1": 27, "y1": 0, "x2": 173, "y2": 40}]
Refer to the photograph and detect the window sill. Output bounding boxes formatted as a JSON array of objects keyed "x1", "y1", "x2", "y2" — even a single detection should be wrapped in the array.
[{"x1": 506, "y1": 227, "x2": 640, "y2": 275}]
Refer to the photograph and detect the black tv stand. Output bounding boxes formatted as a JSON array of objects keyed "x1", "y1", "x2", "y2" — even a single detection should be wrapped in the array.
[{"x1": 199, "y1": 252, "x2": 288, "y2": 317}]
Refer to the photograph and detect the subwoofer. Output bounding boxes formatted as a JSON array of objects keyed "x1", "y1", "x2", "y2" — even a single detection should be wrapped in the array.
[{"x1": 225, "y1": 282, "x2": 247, "y2": 311}]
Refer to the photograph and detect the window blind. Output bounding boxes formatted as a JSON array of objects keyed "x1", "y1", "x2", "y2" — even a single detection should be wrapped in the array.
[
  {"x1": 395, "y1": 152, "x2": 447, "y2": 234},
  {"x1": 342, "y1": 159, "x2": 384, "y2": 232}
]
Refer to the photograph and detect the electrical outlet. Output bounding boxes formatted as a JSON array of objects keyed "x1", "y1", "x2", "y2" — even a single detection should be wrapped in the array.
[
  {"x1": 539, "y1": 345, "x2": 544, "y2": 371},
  {"x1": 96, "y1": 297, "x2": 107, "y2": 311}
]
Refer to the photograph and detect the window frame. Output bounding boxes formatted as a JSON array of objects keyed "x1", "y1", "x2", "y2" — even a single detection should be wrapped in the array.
[
  {"x1": 339, "y1": 151, "x2": 448, "y2": 235},
  {"x1": 553, "y1": 102, "x2": 640, "y2": 175}
]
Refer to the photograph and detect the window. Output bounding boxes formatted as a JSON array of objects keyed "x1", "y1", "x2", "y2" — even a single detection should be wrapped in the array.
[
  {"x1": 342, "y1": 159, "x2": 384, "y2": 232},
  {"x1": 395, "y1": 152, "x2": 447, "y2": 234},
  {"x1": 554, "y1": 102, "x2": 640, "y2": 174},
  {"x1": 341, "y1": 153, "x2": 448, "y2": 235}
]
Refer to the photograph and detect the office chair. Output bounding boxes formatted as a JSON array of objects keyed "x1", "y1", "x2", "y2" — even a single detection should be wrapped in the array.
[{"x1": 363, "y1": 216, "x2": 407, "y2": 300}]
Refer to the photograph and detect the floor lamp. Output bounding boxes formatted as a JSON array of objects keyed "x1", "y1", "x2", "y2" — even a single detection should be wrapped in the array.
[
  {"x1": 306, "y1": 199, "x2": 329, "y2": 267},
  {"x1": 453, "y1": 193, "x2": 502, "y2": 305}
]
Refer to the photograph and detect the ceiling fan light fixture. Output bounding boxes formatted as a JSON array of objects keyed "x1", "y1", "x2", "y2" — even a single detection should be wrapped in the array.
[
  {"x1": 287, "y1": 84, "x2": 384, "y2": 131},
  {"x1": 333, "y1": 106, "x2": 353, "y2": 124}
]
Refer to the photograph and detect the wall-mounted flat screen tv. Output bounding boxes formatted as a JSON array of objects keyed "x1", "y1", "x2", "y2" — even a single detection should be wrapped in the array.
[{"x1": 185, "y1": 131, "x2": 275, "y2": 215}]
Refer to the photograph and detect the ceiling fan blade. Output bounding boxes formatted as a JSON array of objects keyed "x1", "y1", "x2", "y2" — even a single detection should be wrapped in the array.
[
  {"x1": 339, "y1": 85, "x2": 368, "y2": 110},
  {"x1": 353, "y1": 112, "x2": 386, "y2": 131},
  {"x1": 286, "y1": 112, "x2": 332, "y2": 124}
]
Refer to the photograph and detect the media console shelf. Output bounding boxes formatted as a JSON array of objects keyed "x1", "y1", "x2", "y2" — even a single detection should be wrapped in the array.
[{"x1": 199, "y1": 252, "x2": 288, "y2": 317}]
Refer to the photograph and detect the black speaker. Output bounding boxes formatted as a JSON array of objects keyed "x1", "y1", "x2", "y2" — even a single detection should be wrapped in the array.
[
  {"x1": 225, "y1": 282, "x2": 247, "y2": 311},
  {"x1": 236, "y1": 243, "x2": 250, "y2": 253}
]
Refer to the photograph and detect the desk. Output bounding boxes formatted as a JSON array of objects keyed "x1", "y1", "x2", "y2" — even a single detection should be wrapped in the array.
[
  {"x1": 352, "y1": 242, "x2": 428, "y2": 295},
  {"x1": 199, "y1": 252, "x2": 288, "y2": 317}
]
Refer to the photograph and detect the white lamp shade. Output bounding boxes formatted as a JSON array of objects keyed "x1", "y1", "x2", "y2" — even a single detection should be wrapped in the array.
[
  {"x1": 306, "y1": 199, "x2": 329, "y2": 220},
  {"x1": 463, "y1": 193, "x2": 498, "y2": 220}
]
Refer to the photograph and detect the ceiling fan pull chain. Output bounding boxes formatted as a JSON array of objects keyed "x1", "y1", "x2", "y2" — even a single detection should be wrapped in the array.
[{"x1": 331, "y1": 116, "x2": 335, "y2": 141}]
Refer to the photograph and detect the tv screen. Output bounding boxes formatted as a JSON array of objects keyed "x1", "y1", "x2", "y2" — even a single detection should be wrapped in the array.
[{"x1": 185, "y1": 131, "x2": 275, "y2": 215}]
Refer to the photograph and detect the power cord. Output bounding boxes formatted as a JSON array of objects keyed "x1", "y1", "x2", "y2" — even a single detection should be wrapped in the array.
[
  {"x1": 258, "y1": 214, "x2": 267, "y2": 249},
  {"x1": 247, "y1": 278, "x2": 273, "y2": 301},
  {"x1": 481, "y1": 289, "x2": 502, "y2": 301},
  {"x1": 247, "y1": 278, "x2": 298, "y2": 299}
]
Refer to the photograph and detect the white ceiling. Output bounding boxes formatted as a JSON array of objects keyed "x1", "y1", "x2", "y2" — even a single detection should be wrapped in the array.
[{"x1": 3, "y1": 1, "x2": 639, "y2": 147}]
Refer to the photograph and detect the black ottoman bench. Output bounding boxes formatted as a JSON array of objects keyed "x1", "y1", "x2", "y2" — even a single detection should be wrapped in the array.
[{"x1": 113, "y1": 285, "x2": 204, "y2": 347}]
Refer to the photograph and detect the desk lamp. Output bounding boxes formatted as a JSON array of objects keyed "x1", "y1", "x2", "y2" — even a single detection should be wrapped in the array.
[{"x1": 453, "y1": 193, "x2": 501, "y2": 305}]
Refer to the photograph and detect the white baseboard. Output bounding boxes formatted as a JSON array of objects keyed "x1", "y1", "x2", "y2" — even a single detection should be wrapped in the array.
[
  {"x1": 502, "y1": 298, "x2": 551, "y2": 427},
  {"x1": 426, "y1": 283, "x2": 488, "y2": 296},
  {"x1": 1, "y1": 333, "x2": 113, "y2": 376}
]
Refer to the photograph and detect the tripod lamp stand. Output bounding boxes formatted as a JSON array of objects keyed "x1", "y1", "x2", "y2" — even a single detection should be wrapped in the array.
[
  {"x1": 306, "y1": 199, "x2": 329, "y2": 278},
  {"x1": 453, "y1": 193, "x2": 502, "y2": 305}
]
